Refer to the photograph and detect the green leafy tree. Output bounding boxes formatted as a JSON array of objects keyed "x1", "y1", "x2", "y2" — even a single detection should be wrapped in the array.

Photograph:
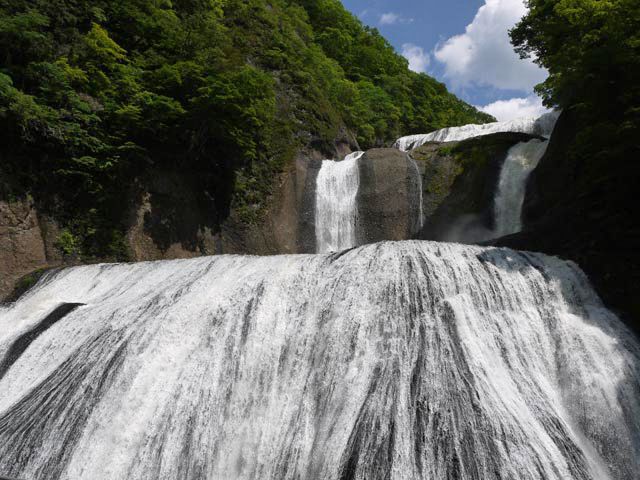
[{"x1": 511, "y1": 0, "x2": 639, "y2": 120}]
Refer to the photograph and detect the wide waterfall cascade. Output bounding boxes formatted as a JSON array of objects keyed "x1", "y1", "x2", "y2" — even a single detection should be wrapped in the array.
[
  {"x1": 493, "y1": 139, "x2": 549, "y2": 236},
  {"x1": 395, "y1": 111, "x2": 560, "y2": 151},
  {"x1": 1, "y1": 241, "x2": 639, "y2": 480},
  {"x1": 315, "y1": 152, "x2": 364, "y2": 253}
]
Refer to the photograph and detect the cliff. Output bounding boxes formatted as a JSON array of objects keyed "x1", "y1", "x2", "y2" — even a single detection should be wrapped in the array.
[
  {"x1": 411, "y1": 132, "x2": 538, "y2": 243},
  {"x1": 496, "y1": 110, "x2": 640, "y2": 333},
  {"x1": 0, "y1": 0, "x2": 494, "y2": 299}
]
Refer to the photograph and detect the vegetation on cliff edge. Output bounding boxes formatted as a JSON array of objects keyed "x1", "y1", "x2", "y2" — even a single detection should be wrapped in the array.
[{"x1": 0, "y1": 0, "x2": 492, "y2": 259}]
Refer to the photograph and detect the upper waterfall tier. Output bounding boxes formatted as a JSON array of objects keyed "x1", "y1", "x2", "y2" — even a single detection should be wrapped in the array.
[
  {"x1": 0, "y1": 241, "x2": 638, "y2": 480},
  {"x1": 395, "y1": 111, "x2": 560, "y2": 151}
]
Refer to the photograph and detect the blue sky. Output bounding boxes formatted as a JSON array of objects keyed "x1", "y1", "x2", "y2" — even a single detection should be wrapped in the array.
[{"x1": 340, "y1": 0, "x2": 549, "y2": 121}]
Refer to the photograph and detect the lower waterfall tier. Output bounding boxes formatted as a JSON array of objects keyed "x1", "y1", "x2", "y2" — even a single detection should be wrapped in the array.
[{"x1": 0, "y1": 241, "x2": 638, "y2": 479}]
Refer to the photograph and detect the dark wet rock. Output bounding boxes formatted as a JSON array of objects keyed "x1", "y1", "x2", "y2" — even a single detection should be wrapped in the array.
[{"x1": 356, "y1": 148, "x2": 423, "y2": 244}]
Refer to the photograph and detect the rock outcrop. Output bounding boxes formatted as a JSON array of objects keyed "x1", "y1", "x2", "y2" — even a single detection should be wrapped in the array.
[
  {"x1": 215, "y1": 150, "x2": 323, "y2": 255},
  {"x1": 0, "y1": 198, "x2": 61, "y2": 300},
  {"x1": 356, "y1": 148, "x2": 423, "y2": 244},
  {"x1": 411, "y1": 132, "x2": 539, "y2": 243}
]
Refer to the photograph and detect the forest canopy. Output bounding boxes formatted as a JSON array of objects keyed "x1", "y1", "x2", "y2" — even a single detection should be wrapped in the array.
[{"x1": 511, "y1": 0, "x2": 639, "y2": 157}]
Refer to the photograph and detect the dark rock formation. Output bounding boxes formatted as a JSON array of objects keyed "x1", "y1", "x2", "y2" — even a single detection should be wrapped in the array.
[
  {"x1": 411, "y1": 132, "x2": 538, "y2": 243},
  {"x1": 126, "y1": 171, "x2": 218, "y2": 261},
  {"x1": 215, "y1": 150, "x2": 322, "y2": 255},
  {"x1": 496, "y1": 110, "x2": 640, "y2": 334},
  {"x1": 356, "y1": 148, "x2": 423, "y2": 244}
]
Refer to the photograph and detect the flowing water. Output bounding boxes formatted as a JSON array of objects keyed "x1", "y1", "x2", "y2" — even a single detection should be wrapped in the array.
[
  {"x1": 315, "y1": 152, "x2": 363, "y2": 253},
  {"x1": 395, "y1": 111, "x2": 560, "y2": 151},
  {"x1": 0, "y1": 241, "x2": 639, "y2": 480},
  {"x1": 493, "y1": 139, "x2": 549, "y2": 236}
]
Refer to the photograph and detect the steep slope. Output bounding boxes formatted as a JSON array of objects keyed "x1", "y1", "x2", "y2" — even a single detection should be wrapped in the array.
[{"x1": 0, "y1": 0, "x2": 493, "y2": 298}]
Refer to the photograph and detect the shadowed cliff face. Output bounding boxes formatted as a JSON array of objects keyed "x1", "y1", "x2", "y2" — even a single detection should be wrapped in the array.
[
  {"x1": 495, "y1": 110, "x2": 640, "y2": 335},
  {"x1": 0, "y1": 136, "x2": 356, "y2": 301},
  {"x1": 410, "y1": 132, "x2": 540, "y2": 244},
  {"x1": 0, "y1": 199, "x2": 63, "y2": 302}
]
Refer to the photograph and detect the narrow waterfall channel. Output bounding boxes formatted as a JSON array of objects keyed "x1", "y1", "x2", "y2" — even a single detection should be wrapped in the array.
[
  {"x1": 493, "y1": 138, "x2": 549, "y2": 236},
  {"x1": 0, "y1": 241, "x2": 639, "y2": 479},
  {"x1": 314, "y1": 151, "x2": 363, "y2": 253}
]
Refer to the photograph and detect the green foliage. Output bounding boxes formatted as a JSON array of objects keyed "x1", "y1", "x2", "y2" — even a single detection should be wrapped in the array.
[
  {"x1": 7, "y1": 267, "x2": 50, "y2": 302},
  {"x1": 55, "y1": 229, "x2": 80, "y2": 256},
  {"x1": 512, "y1": 0, "x2": 639, "y2": 111},
  {"x1": 0, "y1": 0, "x2": 492, "y2": 258},
  {"x1": 294, "y1": 0, "x2": 494, "y2": 146},
  {"x1": 512, "y1": 0, "x2": 639, "y2": 151},
  {"x1": 512, "y1": 0, "x2": 640, "y2": 206}
]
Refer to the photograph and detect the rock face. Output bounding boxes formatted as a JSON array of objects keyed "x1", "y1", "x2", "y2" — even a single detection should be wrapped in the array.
[
  {"x1": 1, "y1": 135, "x2": 355, "y2": 301},
  {"x1": 129, "y1": 133, "x2": 358, "y2": 257},
  {"x1": 411, "y1": 132, "x2": 538, "y2": 243},
  {"x1": 126, "y1": 171, "x2": 218, "y2": 262},
  {"x1": 0, "y1": 198, "x2": 61, "y2": 300},
  {"x1": 356, "y1": 148, "x2": 423, "y2": 244},
  {"x1": 496, "y1": 110, "x2": 640, "y2": 334},
  {"x1": 216, "y1": 150, "x2": 322, "y2": 255}
]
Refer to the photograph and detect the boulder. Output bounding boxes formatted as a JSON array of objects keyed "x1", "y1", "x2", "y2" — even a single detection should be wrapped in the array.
[{"x1": 356, "y1": 148, "x2": 423, "y2": 244}]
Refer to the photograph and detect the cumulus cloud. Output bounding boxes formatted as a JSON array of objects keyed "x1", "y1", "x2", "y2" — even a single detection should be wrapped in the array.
[
  {"x1": 379, "y1": 12, "x2": 414, "y2": 26},
  {"x1": 434, "y1": 0, "x2": 546, "y2": 91},
  {"x1": 379, "y1": 12, "x2": 400, "y2": 25},
  {"x1": 479, "y1": 96, "x2": 549, "y2": 121},
  {"x1": 402, "y1": 44, "x2": 430, "y2": 73}
]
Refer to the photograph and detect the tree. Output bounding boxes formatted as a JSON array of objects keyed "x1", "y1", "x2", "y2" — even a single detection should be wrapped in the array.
[{"x1": 511, "y1": 0, "x2": 640, "y2": 118}]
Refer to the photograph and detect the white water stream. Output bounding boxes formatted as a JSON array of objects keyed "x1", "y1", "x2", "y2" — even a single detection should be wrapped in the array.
[
  {"x1": 0, "y1": 241, "x2": 638, "y2": 480},
  {"x1": 493, "y1": 139, "x2": 549, "y2": 236},
  {"x1": 395, "y1": 111, "x2": 559, "y2": 151},
  {"x1": 314, "y1": 152, "x2": 363, "y2": 253}
]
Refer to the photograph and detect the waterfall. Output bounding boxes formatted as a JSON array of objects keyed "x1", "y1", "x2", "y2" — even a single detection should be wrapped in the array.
[
  {"x1": 314, "y1": 152, "x2": 363, "y2": 253},
  {"x1": 395, "y1": 111, "x2": 560, "y2": 151},
  {"x1": 1, "y1": 241, "x2": 639, "y2": 480},
  {"x1": 493, "y1": 139, "x2": 549, "y2": 237},
  {"x1": 410, "y1": 156, "x2": 424, "y2": 231}
]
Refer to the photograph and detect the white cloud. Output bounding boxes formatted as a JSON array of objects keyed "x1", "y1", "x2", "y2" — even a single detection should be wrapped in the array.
[
  {"x1": 434, "y1": 0, "x2": 546, "y2": 91},
  {"x1": 402, "y1": 44, "x2": 430, "y2": 73},
  {"x1": 379, "y1": 12, "x2": 414, "y2": 26},
  {"x1": 478, "y1": 96, "x2": 549, "y2": 121},
  {"x1": 379, "y1": 12, "x2": 400, "y2": 25}
]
